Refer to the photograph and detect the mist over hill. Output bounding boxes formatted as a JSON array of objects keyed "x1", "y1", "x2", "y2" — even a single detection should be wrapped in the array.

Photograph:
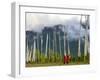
[{"x1": 26, "y1": 19, "x2": 89, "y2": 57}]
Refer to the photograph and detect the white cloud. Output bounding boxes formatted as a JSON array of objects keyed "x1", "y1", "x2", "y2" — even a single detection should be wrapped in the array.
[
  {"x1": 26, "y1": 13, "x2": 89, "y2": 40},
  {"x1": 26, "y1": 13, "x2": 80, "y2": 32}
]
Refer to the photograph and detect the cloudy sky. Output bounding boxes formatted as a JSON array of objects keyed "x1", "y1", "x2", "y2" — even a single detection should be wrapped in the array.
[
  {"x1": 26, "y1": 13, "x2": 81, "y2": 31},
  {"x1": 26, "y1": 13, "x2": 89, "y2": 40}
]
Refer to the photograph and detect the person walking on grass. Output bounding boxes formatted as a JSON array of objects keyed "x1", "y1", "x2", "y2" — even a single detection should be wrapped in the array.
[
  {"x1": 64, "y1": 54, "x2": 67, "y2": 64},
  {"x1": 64, "y1": 54, "x2": 71, "y2": 64}
]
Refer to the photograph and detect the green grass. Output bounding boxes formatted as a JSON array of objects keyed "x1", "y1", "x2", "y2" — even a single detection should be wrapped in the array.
[
  {"x1": 26, "y1": 61, "x2": 89, "y2": 67},
  {"x1": 25, "y1": 52, "x2": 90, "y2": 67}
]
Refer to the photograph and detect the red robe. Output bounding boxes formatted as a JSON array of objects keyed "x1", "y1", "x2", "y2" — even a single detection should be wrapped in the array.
[
  {"x1": 64, "y1": 55, "x2": 71, "y2": 64},
  {"x1": 64, "y1": 55, "x2": 67, "y2": 64}
]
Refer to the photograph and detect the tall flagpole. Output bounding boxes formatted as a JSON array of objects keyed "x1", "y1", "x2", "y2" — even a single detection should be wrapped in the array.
[
  {"x1": 63, "y1": 26, "x2": 66, "y2": 56},
  {"x1": 54, "y1": 29, "x2": 57, "y2": 54},
  {"x1": 78, "y1": 15, "x2": 82, "y2": 58},
  {"x1": 87, "y1": 16, "x2": 90, "y2": 55},
  {"x1": 26, "y1": 39, "x2": 29, "y2": 62},
  {"x1": 49, "y1": 33, "x2": 51, "y2": 60},
  {"x1": 40, "y1": 34, "x2": 43, "y2": 54},
  {"x1": 36, "y1": 34, "x2": 39, "y2": 62},
  {"x1": 58, "y1": 32, "x2": 61, "y2": 57},
  {"x1": 84, "y1": 15, "x2": 89, "y2": 59},
  {"x1": 66, "y1": 25, "x2": 70, "y2": 55},
  {"x1": 53, "y1": 31, "x2": 55, "y2": 54},
  {"x1": 29, "y1": 46, "x2": 32, "y2": 62},
  {"x1": 32, "y1": 37, "x2": 36, "y2": 62},
  {"x1": 45, "y1": 33, "x2": 48, "y2": 57}
]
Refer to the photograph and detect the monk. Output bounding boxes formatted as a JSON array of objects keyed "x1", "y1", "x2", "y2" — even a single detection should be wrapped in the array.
[
  {"x1": 64, "y1": 54, "x2": 71, "y2": 64},
  {"x1": 64, "y1": 54, "x2": 67, "y2": 64}
]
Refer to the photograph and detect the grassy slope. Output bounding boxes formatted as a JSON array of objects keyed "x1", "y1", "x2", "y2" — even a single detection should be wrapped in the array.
[{"x1": 26, "y1": 61, "x2": 89, "y2": 67}]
